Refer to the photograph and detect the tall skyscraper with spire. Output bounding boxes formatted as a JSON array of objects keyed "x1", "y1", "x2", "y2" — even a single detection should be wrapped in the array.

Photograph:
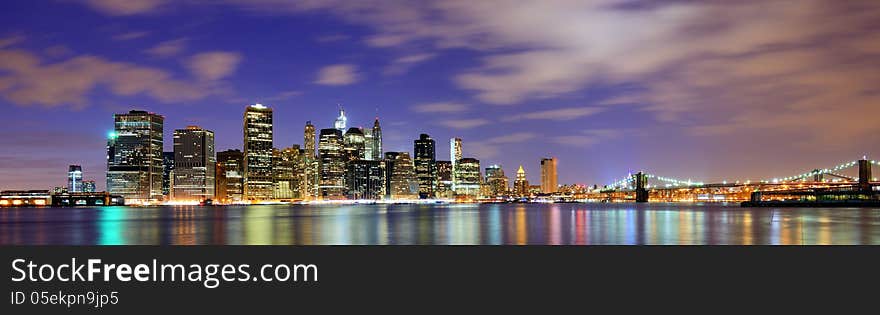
[
  {"x1": 334, "y1": 106, "x2": 347, "y2": 133},
  {"x1": 514, "y1": 165, "x2": 529, "y2": 197},
  {"x1": 371, "y1": 117, "x2": 382, "y2": 161}
]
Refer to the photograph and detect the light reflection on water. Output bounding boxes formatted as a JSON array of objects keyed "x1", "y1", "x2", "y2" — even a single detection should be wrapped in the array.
[{"x1": 1, "y1": 203, "x2": 878, "y2": 245}]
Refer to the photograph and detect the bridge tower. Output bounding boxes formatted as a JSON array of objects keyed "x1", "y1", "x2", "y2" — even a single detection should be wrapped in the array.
[
  {"x1": 858, "y1": 159, "x2": 872, "y2": 191},
  {"x1": 812, "y1": 169, "x2": 823, "y2": 182},
  {"x1": 634, "y1": 172, "x2": 648, "y2": 203}
]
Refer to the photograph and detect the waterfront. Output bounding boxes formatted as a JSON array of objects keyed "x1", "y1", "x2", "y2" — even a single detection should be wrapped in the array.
[{"x1": 1, "y1": 203, "x2": 879, "y2": 245}]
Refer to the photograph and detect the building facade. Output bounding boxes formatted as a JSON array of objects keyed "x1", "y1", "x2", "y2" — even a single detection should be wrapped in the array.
[
  {"x1": 514, "y1": 165, "x2": 529, "y2": 197},
  {"x1": 541, "y1": 157, "x2": 558, "y2": 193},
  {"x1": 172, "y1": 126, "x2": 215, "y2": 201},
  {"x1": 107, "y1": 110, "x2": 164, "y2": 203},
  {"x1": 450, "y1": 138, "x2": 462, "y2": 191},
  {"x1": 414, "y1": 134, "x2": 436, "y2": 198},
  {"x1": 385, "y1": 152, "x2": 418, "y2": 200},
  {"x1": 243, "y1": 104, "x2": 274, "y2": 200},
  {"x1": 67, "y1": 165, "x2": 82, "y2": 193},
  {"x1": 435, "y1": 160, "x2": 453, "y2": 198},
  {"x1": 303, "y1": 121, "x2": 318, "y2": 200},
  {"x1": 162, "y1": 151, "x2": 174, "y2": 198},
  {"x1": 371, "y1": 118, "x2": 382, "y2": 161},
  {"x1": 318, "y1": 128, "x2": 345, "y2": 199},
  {"x1": 345, "y1": 160, "x2": 385, "y2": 200},
  {"x1": 484, "y1": 165, "x2": 508, "y2": 197},
  {"x1": 455, "y1": 158, "x2": 481, "y2": 198},
  {"x1": 273, "y1": 146, "x2": 302, "y2": 200},
  {"x1": 216, "y1": 149, "x2": 243, "y2": 203}
]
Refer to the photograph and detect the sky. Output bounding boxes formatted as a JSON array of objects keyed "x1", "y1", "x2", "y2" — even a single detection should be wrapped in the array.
[{"x1": 1, "y1": 0, "x2": 879, "y2": 190}]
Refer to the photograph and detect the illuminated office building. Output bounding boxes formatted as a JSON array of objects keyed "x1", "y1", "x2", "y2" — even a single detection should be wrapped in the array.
[
  {"x1": 273, "y1": 146, "x2": 302, "y2": 200},
  {"x1": 343, "y1": 127, "x2": 366, "y2": 162},
  {"x1": 414, "y1": 134, "x2": 436, "y2": 198},
  {"x1": 450, "y1": 137, "x2": 462, "y2": 190},
  {"x1": 541, "y1": 157, "x2": 558, "y2": 193},
  {"x1": 243, "y1": 104, "x2": 274, "y2": 200},
  {"x1": 484, "y1": 164, "x2": 508, "y2": 197},
  {"x1": 434, "y1": 161, "x2": 453, "y2": 198},
  {"x1": 345, "y1": 160, "x2": 385, "y2": 200},
  {"x1": 82, "y1": 180, "x2": 96, "y2": 193},
  {"x1": 454, "y1": 158, "x2": 481, "y2": 198},
  {"x1": 172, "y1": 126, "x2": 215, "y2": 201},
  {"x1": 106, "y1": 110, "x2": 164, "y2": 203},
  {"x1": 67, "y1": 165, "x2": 82, "y2": 193},
  {"x1": 216, "y1": 149, "x2": 243, "y2": 202},
  {"x1": 303, "y1": 121, "x2": 318, "y2": 200},
  {"x1": 318, "y1": 128, "x2": 345, "y2": 199},
  {"x1": 334, "y1": 107, "x2": 347, "y2": 132},
  {"x1": 370, "y1": 118, "x2": 382, "y2": 161},
  {"x1": 385, "y1": 152, "x2": 418, "y2": 200},
  {"x1": 162, "y1": 151, "x2": 174, "y2": 197},
  {"x1": 514, "y1": 165, "x2": 529, "y2": 197}
]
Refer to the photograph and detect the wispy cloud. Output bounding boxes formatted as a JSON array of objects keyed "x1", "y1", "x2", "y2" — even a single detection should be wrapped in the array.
[
  {"x1": 315, "y1": 64, "x2": 360, "y2": 85},
  {"x1": 411, "y1": 102, "x2": 467, "y2": 113},
  {"x1": 435, "y1": 118, "x2": 489, "y2": 129},
  {"x1": 315, "y1": 34, "x2": 350, "y2": 43},
  {"x1": 112, "y1": 31, "x2": 150, "y2": 41},
  {"x1": 384, "y1": 53, "x2": 436, "y2": 75},
  {"x1": 551, "y1": 129, "x2": 620, "y2": 147},
  {"x1": 468, "y1": 132, "x2": 538, "y2": 159},
  {"x1": 0, "y1": 41, "x2": 238, "y2": 107},
  {"x1": 504, "y1": 106, "x2": 602, "y2": 121},
  {"x1": 80, "y1": 0, "x2": 166, "y2": 16},
  {"x1": 186, "y1": 51, "x2": 242, "y2": 81},
  {"x1": 145, "y1": 38, "x2": 187, "y2": 58}
]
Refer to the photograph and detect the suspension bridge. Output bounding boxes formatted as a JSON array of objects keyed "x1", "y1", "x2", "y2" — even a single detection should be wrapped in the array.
[{"x1": 602, "y1": 157, "x2": 879, "y2": 206}]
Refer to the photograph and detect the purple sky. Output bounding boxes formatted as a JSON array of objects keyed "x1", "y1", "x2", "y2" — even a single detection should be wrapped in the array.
[{"x1": 1, "y1": 0, "x2": 879, "y2": 190}]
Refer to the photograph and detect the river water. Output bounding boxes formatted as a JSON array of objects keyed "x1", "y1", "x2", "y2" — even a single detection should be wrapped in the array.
[{"x1": 1, "y1": 203, "x2": 878, "y2": 245}]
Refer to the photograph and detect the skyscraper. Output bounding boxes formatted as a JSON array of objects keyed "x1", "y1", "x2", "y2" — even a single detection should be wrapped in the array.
[
  {"x1": 303, "y1": 121, "x2": 318, "y2": 200},
  {"x1": 343, "y1": 127, "x2": 365, "y2": 162},
  {"x1": 345, "y1": 160, "x2": 385, "y2": 200},
  {"x1": 162, "y1": 151, "x2": 174, "y2": 198},
  {"x1": 67, "y1": 165, "x2": 82, "y2": 193},
  {"x1": 318, "y1": 128, "x2": 345, "y2": 199},
  {"x1": 435, "y1": 161, "x2": 453, "y2": 198},
  {"x1": 216, "y1": 149, "x2": 244, "y2": 202},
  {"x1": 514, "y1": 165, "x2": 529, "y2": 197},
  {"x1": 243, "y1": 104, "x2": 274, "y2": 200},
  {"x1": 107, "y1": 110, "x2": 164, "y2": 203},
  {"x1": 364, "y1": 127, "x2": 374, "y2": 160},
  {"x1": 385, "y1": 152, "x2": 418, "y2": 200},
  {"x1": 82, "y1": 180, "x2": 96, "y2": 193},
  {"x1": 172, "y1": 126, "x2": 215, "y2": 201},
  {"x1": 273, "y1": 146, "x2": 301, "y2": 200},
  {"x1": 541, "y1": 157, "x2": 558, "y2": 194},
  {"x1": 371, "y1": 117, "x2": 382, "y2": 161},
  {"x1": 484, "y1": 165, "x2": 508, "y2": 197},
  {"x1": 454, "y1": 157, "x2": 481, "y2": 198},
  {"x1": 450, "y1": 137, "x2": 462, "y2": 190},
  {"x1": 414, "y1": 134, "x2": 436, "y2": 198},
  {"x1": 334, "y1": 107, "x2": 347, "y2": 132}
]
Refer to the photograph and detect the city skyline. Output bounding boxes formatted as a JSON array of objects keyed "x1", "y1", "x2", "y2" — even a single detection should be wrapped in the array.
[{"x1": 2, "y1": 1, "x2": 880, "y2": 191}]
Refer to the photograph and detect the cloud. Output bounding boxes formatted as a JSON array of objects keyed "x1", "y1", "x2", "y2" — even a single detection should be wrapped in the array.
[
  {"x1": 315, "y1": 64, "x2": 360, "y2": 85},
  {"x1": 551, "y1": 129, "x2": 620, "y2": 147},
  {"x1": 44, "y1": 45, "x2": 73, "y2": 58},
  {"x1": 411, "y1": 102, "x2": 467, "y2": 113},
  {"x1": 113, "y1": 31, "x2": 151, "y2": 41},
  {"x1": 504, "y1": 106, "x2": 603, "y2": 121},
  {"x1": 186, "y1": 52, "x2": 242, "y2": 81},
  {"x1": 467, "y1": 132, "x2": 537, "y2": 159},
  {"x1": 435, "y1": 118, "x2": 489, "y2": 129},
  {"x1": 145, "y1": 38, "x2": 187, "y2": 57},
  {"x1": 0, "y1": 44, "x2": 238, "y2": 107},
  {"x1": 315, "y1": 34, "x2": 351, "y2": 43},
  {"x1": 0, "y1": 35, "x2": 25, "y2": 48},
  {"x1": 81, "y1": 0, "x2": 166, "y2": 16},
  {"x1": 384, "y1": 53, "x2": 436, "y2": 75}
]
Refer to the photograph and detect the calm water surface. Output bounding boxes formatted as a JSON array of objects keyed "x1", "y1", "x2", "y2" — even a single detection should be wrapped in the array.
[{"x1": 1, "y1": 203, "x2": 879, "y2": 245}]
